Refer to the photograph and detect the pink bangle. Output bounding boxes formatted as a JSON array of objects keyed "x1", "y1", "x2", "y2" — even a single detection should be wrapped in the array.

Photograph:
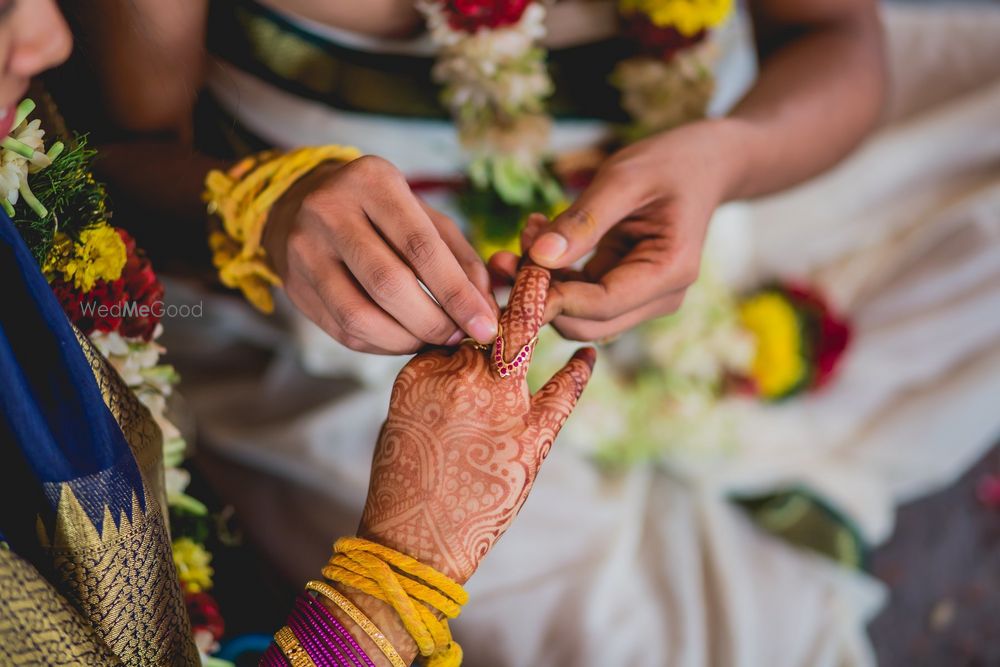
[
  {"x1": 289, "y1": 603, "x2": 353, "y2": 666},
  {"x1": 304, "y1": 592, "x2": 378, "y2": 667},
  {"x1": 260, "y1": 641, "x2": 290, "y2": 666},
  {"x1": 296, "y1": 598, "x2": 365, "y2": 667}
]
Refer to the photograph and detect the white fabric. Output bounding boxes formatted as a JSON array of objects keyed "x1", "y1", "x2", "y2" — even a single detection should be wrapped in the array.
[
  {"x1": 170, "y1": 4, "x2": 1000, "y2": 666},
  {"x1": 205, "y1": 8, "x2": 755, "y2": 180}
]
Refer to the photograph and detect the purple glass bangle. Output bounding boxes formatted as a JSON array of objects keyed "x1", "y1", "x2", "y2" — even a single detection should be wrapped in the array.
[
  {"x1": 260, "y1": 641, "x2": 290, "y2": 666},
  {"x1": 289, "y1": 605, "x2": 351, "y2": 666},
  {"x1": 294, "y1": 598, "x2": 364, "y2": 667},
  {"x1": 303, "y1": 592, "x2": 378, "y2": 667}
]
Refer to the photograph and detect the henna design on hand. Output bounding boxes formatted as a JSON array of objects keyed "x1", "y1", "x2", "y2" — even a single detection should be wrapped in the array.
[{"x1": 359, "y1": 265, "x2": 596, "y2": 582}]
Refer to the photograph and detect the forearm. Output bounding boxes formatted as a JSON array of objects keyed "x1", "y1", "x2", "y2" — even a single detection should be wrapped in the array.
[{"x1": 715, "y1": 6, "x2": 886, "y2": 201}]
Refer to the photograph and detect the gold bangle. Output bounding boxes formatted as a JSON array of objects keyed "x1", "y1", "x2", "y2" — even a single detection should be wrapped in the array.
[
  {"x1": 274, "y1": 626, "x2": 316, "y2": 667},
  {"x1": 305, "y1": 580, "x2": 407, "y2": 667}
]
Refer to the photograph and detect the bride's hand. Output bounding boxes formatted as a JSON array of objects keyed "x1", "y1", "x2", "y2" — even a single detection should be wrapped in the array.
[
  {"x1": 263, "y1": 155, "x2": 499, "y2": 354},
  {"x1": 358, "y1": 264, "x2": 596, "y2": 582}
]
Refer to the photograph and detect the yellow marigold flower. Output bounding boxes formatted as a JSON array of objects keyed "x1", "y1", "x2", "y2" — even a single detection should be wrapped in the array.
[
  {"x1": 41, "y1": 232, "x2": 75, "y2": 279},
  {"x1": 739, "y1": 292, "x2": 806, "y2": 398},
  {"x1": 60, "y1": 224, "x2": 127, "y2": 292},
  {"x1": 619, "y1": 0, "x2": 734, "y2": 37},
  {"x1": 172, "y1": 537, "x2": 214, "y2": 593}
]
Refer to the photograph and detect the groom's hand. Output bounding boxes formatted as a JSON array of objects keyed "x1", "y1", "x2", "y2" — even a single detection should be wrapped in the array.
[
  {"x1": 490, "y1": 121, "x2": 738, "y2": 341},
  {"x1": 264, "y1": 155, "x2": 498, "y2": 354}
]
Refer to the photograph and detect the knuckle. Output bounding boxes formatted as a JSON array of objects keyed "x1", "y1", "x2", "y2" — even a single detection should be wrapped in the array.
[
  {"x1": 466, "y1": 261, "x2": 491, "y2": 292},
  {"x1": 339, "y1": 333, "x2": 368, "y2": 352},
  {"x1": 299, "y1": 187, "x2": 337, "y2": 220},
  {"x1": 438, "y1": 283, "x2": 475, "y2": 316},
  {"x1": 664, "y1": 291, "x2": 688, "y2": 314},
  {"x1": 349, "y1": 154, "x2": 387, "y2": 176},
  {"x1": 558, "y1": 208, "x2": 597, "y2": 236},
  {"x1": 673, "y1": 258, "x2": 701, "y2": 289},
  {"x1": 334, "y1": 303, "x2": 371, "y2": 338},
  {"x1": 427, "y1": 324, "x2": 457, "y2": 345},
  {"x1": 403, "y1": 231, "x2": 437, "y2": 267},
  {"x1": 588, "y1": 299, "x2": 619, "y2": 322},
  {"x1": 553, "y1": 320, "x2": 594, "y2": 342},
  {"x1": 345, "y1": 155, "x2": 401, "y2": 187},
  {"x1": 368, "y1": 264, "x2": 406, "y2": 301}
]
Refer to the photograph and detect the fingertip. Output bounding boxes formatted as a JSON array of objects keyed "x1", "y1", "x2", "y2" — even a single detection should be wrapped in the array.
[
  {"x1": 521, "y1": 212, "x2": 549, "y2": 251},
  {"x1": 488, "y1": 251, "x2": 519, "y2": 275},
  {"x1": 542, "y1": 282, "x2": 564, "y2": 324},
  {"x1": 572, "y1": 346, "x2": 597, "y2": 371},
  {"x1": 467, "y1": 313, "x2": 498, "y2": 344},
  {"x1": 529, "y1": 232, "x2": 569, "y2": 267}
]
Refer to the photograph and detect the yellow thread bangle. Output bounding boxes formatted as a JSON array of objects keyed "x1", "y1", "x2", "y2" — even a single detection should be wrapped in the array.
[
  {"x1": 204, "y1": 145, "x2": 362, "y2": 313},
  {"x1": 335, "y1": 537, "x2": 468, "y2": 605},
  {"x1": 274, "y1": 626, "x2": 316, "y2": 667},
  {"x1": 321, "y1": 537, "x2": 467, "y2": 667},
  {"x1": 305, "y1": 580, "x2": 407, "y2": 667}
]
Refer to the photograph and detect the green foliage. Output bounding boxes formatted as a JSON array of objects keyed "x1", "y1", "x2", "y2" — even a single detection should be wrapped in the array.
[{"x1": 11, "y1": 136, "x2": 109, "y2": 264}]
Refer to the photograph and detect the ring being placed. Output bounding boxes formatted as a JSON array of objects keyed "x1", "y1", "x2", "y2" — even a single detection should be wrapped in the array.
[
  {"x1": 460, "y1": 338, "x2": 490, "y2": 351},
  {"x1": 492, "y1": 323, "x2": 538, "y2": 379}
]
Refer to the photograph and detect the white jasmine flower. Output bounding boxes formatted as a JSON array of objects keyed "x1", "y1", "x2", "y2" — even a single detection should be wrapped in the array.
[{"x1": 0, "y1": 119, "x2": 45, "y2": 205}]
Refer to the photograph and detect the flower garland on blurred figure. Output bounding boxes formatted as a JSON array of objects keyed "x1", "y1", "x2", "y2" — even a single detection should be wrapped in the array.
[
  {"x1": 530, "y1": 274, "x2": 851, "y2": 466},
  {"x1": 1, "y1": 99, "x2": 229, "y2": 665},
  {"x1": 418, "y1": 0, "x2": 733, "y2": 253}
]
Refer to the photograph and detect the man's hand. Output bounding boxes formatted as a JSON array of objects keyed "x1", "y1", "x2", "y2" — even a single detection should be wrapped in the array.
[
  {"x1": 264, "y1": 155, "x2": 499, "y2": 354},
  {"x1": 491, "y1": 120, "x2": 737, "y2": 341}
]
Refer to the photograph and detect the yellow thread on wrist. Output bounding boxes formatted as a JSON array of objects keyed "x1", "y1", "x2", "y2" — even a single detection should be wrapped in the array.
[
  {"x1": 305, "y1": 580, "x2": 407, "y2": 667},
  {"x1": 204, "y1": 145, "x2": 362, "y2": 312},
  {"x1": 321, "y1": 537, "x2": 468, "y2": 667},
  {"x1": 274, "y1": 625, "x2": 316, "y2": 667}
]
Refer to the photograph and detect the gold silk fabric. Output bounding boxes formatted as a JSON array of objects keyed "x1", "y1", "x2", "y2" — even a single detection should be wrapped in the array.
[{"x1": 0, "y1": 332, "x2": 199, "y2": 666}]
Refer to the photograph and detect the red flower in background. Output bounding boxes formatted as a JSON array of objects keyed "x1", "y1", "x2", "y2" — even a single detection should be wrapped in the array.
[
  {"x1": 51, "y1": 278, "x2": 84, "y2": 327},
  {"x1": 85, "y1": 278, "x2": 127, "y2": 333},
  {"x1": 783, "y1": 283, "x2": 852, "y2": 389},
  {"x1": 117, "y1": 229, "x2": 164, "y2": 341},
  {"x1": 622, "y1": 13, "x2": 706, "y2": 60},
  {"x1": 55, "y1": 276, "x2": 127, "y2": 335},
  {"x1": 444, "y1": 0, "x2": 531, "y2": 32},
  {"x1": 185, "y1": 591, "x2": 225, "y2": 643},
  {"x1": 50, "y1": 229, "x2": 166, "y2": 340}
]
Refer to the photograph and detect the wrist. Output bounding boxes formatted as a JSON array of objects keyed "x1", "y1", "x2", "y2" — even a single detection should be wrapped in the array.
[
  {"x1": 699, "y1": 115, "x2": 766, "y2": 202},
  {"x1": 358, "y1": 526, "x2": 473, "y2": 585},
  {"x1": 261, "y1": 160, "x2": 342, "y2": 279}
]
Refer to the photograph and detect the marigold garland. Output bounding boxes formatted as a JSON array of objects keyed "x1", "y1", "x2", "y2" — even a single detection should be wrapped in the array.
[{"x1": 620, "y1": 0, "x2": 734, "y2": 37}]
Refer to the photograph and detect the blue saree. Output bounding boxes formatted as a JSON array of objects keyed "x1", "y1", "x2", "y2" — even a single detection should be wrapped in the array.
[{"x1": 0, "y1": 210, "x2": 198, "y2": 665}]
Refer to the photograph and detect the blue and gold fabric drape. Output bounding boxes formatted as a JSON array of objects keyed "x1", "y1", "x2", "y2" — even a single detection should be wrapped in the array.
[{"x1": 0, "y1": 210, "x2": 198, "y2": 665}]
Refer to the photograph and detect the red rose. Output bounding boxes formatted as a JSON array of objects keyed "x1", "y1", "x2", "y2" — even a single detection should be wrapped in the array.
[
  {"x1": 82, "y1": 278, "x2": 128, "y2": 334},
  {"x1": 782, "y1": 283, "x2": 851, "y2": 389},
  {"x1": 622, "y1": 13, "x2": 706, "y2": 60},
  {"x1": 185, "y1": 591, "x2": 225, "y2": 641},
  {"x1": 51, "y1": 278, "x2": 87, "y2": 330},
  {"x1": 116, "y1": 229, "x2": 165, "y2": 341},
  {"x1": 444, "y1": 0, "x2": 531, "y2": 32}
]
